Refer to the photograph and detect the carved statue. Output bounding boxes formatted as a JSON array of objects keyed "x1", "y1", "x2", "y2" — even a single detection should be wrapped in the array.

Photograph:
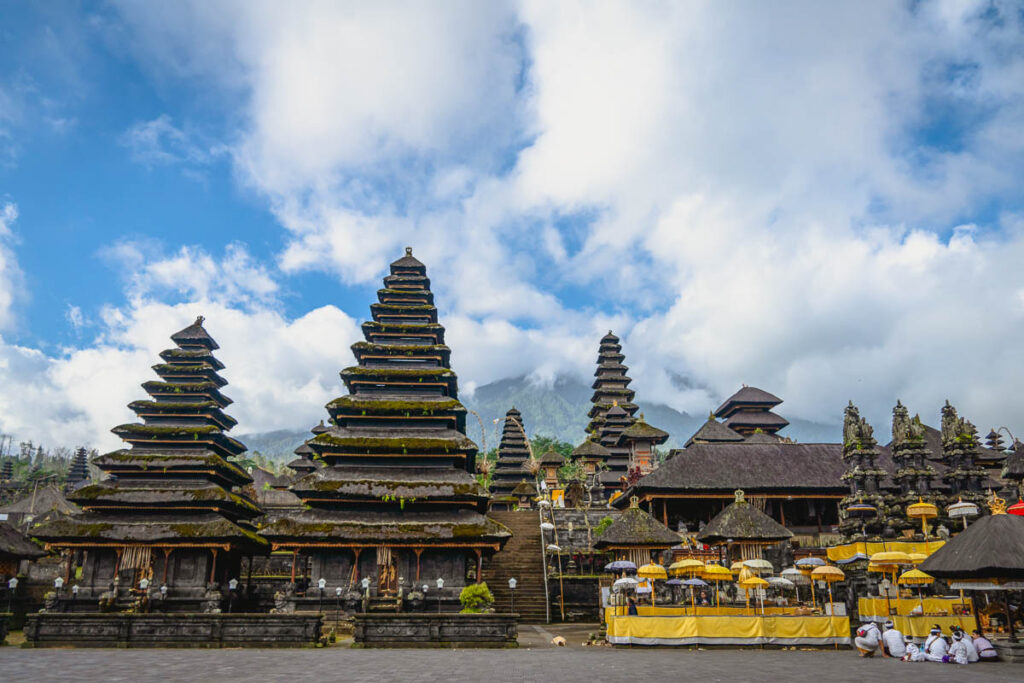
[
  {"x1": 941, "y1": 400, "x2": 959, "y2": 448},
  {"x1": 271, "y1": 582, "x2": 297, "y2": 614},
  {"x1": 891, "y1": 401, "x2": 910, "y2": 446},
  {"x1": 843, "y1": 402, "x2": 860, "y2": 448},
  {"x1": 201, "y1": 582, "x2": 223, "y2": 614},
  {"x1": 39, "y1": 591, "x2": 58, "y2": 613}
]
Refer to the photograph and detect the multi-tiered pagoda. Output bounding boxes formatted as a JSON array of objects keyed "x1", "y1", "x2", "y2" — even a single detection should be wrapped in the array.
[
  {"x1": 66, "y1": 447, "x2": 90, "y2": 487},
  {"x1": 260, "y1": 248, "x2": 509, "y2": 608},
  {"x1": 585, "y1": 332, "x2": 639, "y2": 489},
  {"x1": 491, "y1": 407, "x2": 531, "y2": 500},
  {"x1": 714, "y1": 386, "x2": 789, "y2": 437},
  {"x1": 34, "y1": 318, "x2": 266, "y2": 609},
  {"x1": 939, "y1": 401, "x2": 988, "y2": 511}
]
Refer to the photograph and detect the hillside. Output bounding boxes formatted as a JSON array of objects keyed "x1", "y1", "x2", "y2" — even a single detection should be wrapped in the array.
[{"x1": 238, "y1": 375, "x2": 840, "y2": 462}]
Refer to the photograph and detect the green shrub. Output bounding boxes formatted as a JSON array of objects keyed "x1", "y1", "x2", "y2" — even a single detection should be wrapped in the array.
[
  {"x1": 459, "y1": 582, "x2": 494, "y2": 614},
  {"x1": 595, "y1": 516, "x2": 614, "y2": 536}
]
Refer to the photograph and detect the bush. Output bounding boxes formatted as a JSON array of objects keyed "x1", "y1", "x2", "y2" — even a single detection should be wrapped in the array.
[
  {"x1": 595, "y1": 516, "x2": 614, "y2": 536},
  {"x1": 459, "y1": 582, "x2": 495, "y2": 614}
]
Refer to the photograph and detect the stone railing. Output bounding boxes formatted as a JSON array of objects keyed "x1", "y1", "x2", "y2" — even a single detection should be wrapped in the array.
[
  {"x1": 353, "y1": 613, "x2": 517, "y2": 648},
  {"x1": 23, "y1": 612, "x2": 322, "y2": 648}
]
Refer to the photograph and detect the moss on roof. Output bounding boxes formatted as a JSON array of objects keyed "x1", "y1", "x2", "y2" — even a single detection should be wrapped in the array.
[{"x1": 593, "y1": 503, "x2": 681, "y2": 548}]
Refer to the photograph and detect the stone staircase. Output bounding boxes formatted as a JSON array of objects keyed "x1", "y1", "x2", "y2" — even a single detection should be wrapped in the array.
[{"x1": 483, "y1": 510, "x2": 549, "y2": 623}]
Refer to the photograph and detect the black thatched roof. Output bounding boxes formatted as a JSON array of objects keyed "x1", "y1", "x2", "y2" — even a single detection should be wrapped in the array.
[
  {"x1": 0, "y1": 522, "x2": 46, "y2": 559},
  {"x1": 684, "y1": 417, "x2": 745, "y2": 447},
  {"x1": 1003, "y1": 442, "x2": 1024, "y2": 481},
  {"x1": 620, "y1": 417, "x2": 669, "y2": 442},
  {"x1": 539, "y1": 450, "x2": 565, "y2": 465},
  {"x1": 723, "y1": 410, "x2": 790, "y2": 430},
  {"x1": 0, "y1": 485, "x2": 79, "y2": 516},
  {"x1": 573, "y1": 439, "x2": 611, "y2": 459},
  {"x1": 510, "y1": 480, "x2": 538, "y2": 497},
  {"x1": 697, "y1": 491, "x2": 793, "y2": 544},
  {"x1": 593, "y1": 500, "x2": 681, "y2": 549},
  {"x1": 390, "y1": 246, "x2": 426, "y2": 271},
  {"x1": 919, "y1": 510, "x2": 1024, "y2": 580},
  {"x1": 170, "y1": 316, "x2": 219, "y2": 350},
  {"x1": 715, "y1": 386, "x2": 782, "y2": 417},
  {"x1": 627, "y1": 443, "x2": 848, "y2": 495}
]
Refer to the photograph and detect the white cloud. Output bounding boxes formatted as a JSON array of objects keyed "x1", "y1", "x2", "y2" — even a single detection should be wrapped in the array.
[
  {"x1": 0, "y1": 202, "x2": 25, "y2": 331},
  {"x1": 121, "y1": 114, "x2": 222, "y2": 169},
  {"x1": 67, "y1": 1, "x2": 1024, "y2": 441}
]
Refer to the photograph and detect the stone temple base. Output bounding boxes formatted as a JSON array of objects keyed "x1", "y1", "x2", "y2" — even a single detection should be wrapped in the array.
[
  {"x1": 994, "y1": 638, "x2": 1024, "y2": 663},
  {"x1": 353, "y1": 613, "x2": 518, "y2": 648},
  {"x1": 22, "y1": 613, "x2": 322, "y2": 648}
]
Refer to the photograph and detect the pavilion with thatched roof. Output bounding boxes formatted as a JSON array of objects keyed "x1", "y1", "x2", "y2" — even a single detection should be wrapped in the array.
[
  {"x1": 594, "y1": 495, "x2": 681, "y2": 566},
  {"x1": 697, "y1": 490, "x2": 793, "y2": 563}
]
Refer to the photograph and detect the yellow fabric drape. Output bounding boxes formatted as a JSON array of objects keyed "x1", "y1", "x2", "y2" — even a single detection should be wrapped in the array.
[
  {"x1": 606, "y1": 615, "x2": 850, "y2": 645},
  {"x1": 827, "y1": 540, "x2": 944, "y2": 563},
  {"x1": 858, "y1": 596, "x2": 972, "y2": 618}
]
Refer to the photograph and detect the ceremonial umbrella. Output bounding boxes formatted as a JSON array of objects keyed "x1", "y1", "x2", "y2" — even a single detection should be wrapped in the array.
[
  {"x1": 729, "y1": 560, "x2": 746, "y2": 576},
  {"x1": 811, "y1": 565, "x2": 845, "y2": 616},
  {"x1": 669, "y1": 559, "x2": 705, "y2": 577},
  {"x1": 739, "y1": 575, "x2": 769, "y2": 614},
  {"x1": 781, "y1": 567, "x2": 809, "y2": 603},
  {"x1": 907, "y1": 498, "x2": 939, "y2": 552},
  {"x1": 796, "y1": 557, "x2": 825, "y2": 607},
  {"x1": 612, "y1": 576, "x2": 638, "y2": 616},
  {"x1": 605, "y1": 560, "x2": 637, "y2": 575},
  {"x1": 898, "y1": 568, "x2": 934, "y2": 615},
  {"x1": 682, "y1": 577, "x2": 708, "y2": 613},
  {"x1": 907, "y1": 552, "x2": 928, "y2": 565},
  {"x1": 1009, "y1": 499, "x2": 1024, "y2": 517},
  {"x1": 743, "y1": 558, "x2": 774, "y2": 574},
  {"x1": 869, "y1": 550, "x2": 912, "y2": 615},
  {"x1": 637, "y1": 563, "x2": 668, "y2": 606},
  {"x1": 768, "y1": 576, "x2": 795, "y2": 591},
  {"x1": 701, "y1": 564, "x2": 732, "y2": 612},
  {"x1": 947, "y1": 498, "x2": 980, "y2": 529}
]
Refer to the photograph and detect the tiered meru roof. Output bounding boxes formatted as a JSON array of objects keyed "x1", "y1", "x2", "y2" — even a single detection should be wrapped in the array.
[
  {"x1": 491, "y1": 407, "x2": 531, "y2": 498},
  {"x1": 585, "y1": 332, "x2": 640, "y2": 484},
  {"x1": 261, "y1": 249, "x2": 509, "y2": 549},
  {"x1": 714, "y1": 386, "x2": 789, "y2": 436},
  {"x1": 33, "y1": 318, "x2": 266, "y2": 551}
]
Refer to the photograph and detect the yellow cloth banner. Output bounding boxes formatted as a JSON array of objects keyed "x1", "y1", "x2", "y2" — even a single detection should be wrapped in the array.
[
  {"x1": 858, "y1": 596, "x2": 973, "y2": 618},
  {"x1": 606, "y1": 615, "x2": 850, "y2": 645},
  {"x1": 606, "y1": 606, "x2": 797, "y2": 620},
  {"x1": 826, "y1": 540, "x2": 944, "y2": 563},
  {"x1": 891, "y1": 615, "x2": 976, "y2": 638}
]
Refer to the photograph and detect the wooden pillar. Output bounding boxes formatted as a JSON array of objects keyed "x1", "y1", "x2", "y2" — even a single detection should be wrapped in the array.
[
  {"x1": 209, "y1": 548, "x2": 218, "y2": 584},
  {"x1": 780, "y1": 502, "x2": 787, "y2": 528},
  {"x1": 414, "y1": 548, "x2": 424, "y2": 582},
  {"x1": 114, "y1": 547, "x2": 124, "y2": 575},
  {"x1": 474, "y1": 549, "x2": 483, "y2": 584},
  {"x1": 162, "y1": 548, "x2": 172, "y2": 585},
  {"x1": 662, "y1": 500, "x2": 669, "y2": 527},
  {"x1": 63, "y1": 550, "x2": 72, "y2": 583},
  {"x1": 290, "y1": 549, "x2": 298, "y2": 583},
  {"x1": 353, "y1": 548, "x2": 362, "y2": 581}
]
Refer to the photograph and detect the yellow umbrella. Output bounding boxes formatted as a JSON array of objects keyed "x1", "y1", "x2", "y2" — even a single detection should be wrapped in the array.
[
  {"x1": 729, "y1": 560, "x2": 746, "y2": 575},
  {"x1": 669, "y1": 559, "x2": 704, "y2": 577},
  {"x1": 739, "y1": 576, "x2": 769, "y2": 614},
  {"x1": 637, "y1": 563, "x2": 667, "y2": 606},
  {"x1": 811, "y1": 565, "x2": 845, "y2": 617},
  {"x1": 907, "y1": 552, "x2": 928, "y2": 564},
  {"x1": 737, "y1": 566, "x2": 755, "y2": 583},
  {"x1": 907, "y1": 498, "x2": 939, "y2": 552},
  {"x1": 702, "y1": 564, "x2": 732, "y2": 612},
  {"x1": 898, "y1": 568, "x2": 934, "y2": 614},
  {"x1": 869, "y1": 550, "x2": 912, "y2": 613}
]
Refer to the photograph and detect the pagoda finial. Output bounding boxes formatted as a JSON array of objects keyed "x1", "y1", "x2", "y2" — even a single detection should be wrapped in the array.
[
  {"x1": 988, "y1": 490, "x2": 1007, "y2": 515},
  {"x1": 405, "y1": 246, "x2": 413, "y2": 256},
  {"x1": 629, "y1": 495, "x2": 639, "y2": 509},
  {"x1": 734, "y1": 489, "x2": 746, "y2": 504},
  {"x1": 195, "y1": 315, "x2": 204, "y2": 326}
]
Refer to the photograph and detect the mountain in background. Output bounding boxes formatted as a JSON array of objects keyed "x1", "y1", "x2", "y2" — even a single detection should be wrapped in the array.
[{"x1": 238, "y1": 375, "x2": 841, "y2": 462}]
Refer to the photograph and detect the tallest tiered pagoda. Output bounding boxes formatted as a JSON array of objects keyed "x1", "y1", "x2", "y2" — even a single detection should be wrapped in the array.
[
  {"x1": 34, "y1": 318, "x2": 266, "y2": 609},
  {"x1": 262, "y1": 248, "x2": 509, "y2": 607},
  {"x1": 584, "y1": 332, "x2": 639, "y2": 487}
]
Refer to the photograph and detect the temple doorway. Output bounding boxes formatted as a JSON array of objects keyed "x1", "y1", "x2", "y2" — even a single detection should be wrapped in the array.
[{"x1": 376, "y1": 546, "x2": 397, "y2": 594}]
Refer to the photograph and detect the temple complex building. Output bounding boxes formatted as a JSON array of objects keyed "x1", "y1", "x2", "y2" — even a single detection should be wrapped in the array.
[
  {"x1": 259, "y1": 249, "x2": 509, "y2": 610},
  {"x1": 714, "y1": 386, "x2": 789, "y2": 437},
  {"x1": 491, "y1": 407, "x2": 531, "y2": 500},
  {"x1": 66, "y1": 447, "x2": 90, "y2": 488},
  {"x1": 32, "y1": 318, "x2": 267, "y2": 610}
]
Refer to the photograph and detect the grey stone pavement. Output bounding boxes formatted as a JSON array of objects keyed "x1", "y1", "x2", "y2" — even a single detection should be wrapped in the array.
[{"x1": 0, "y1": 625, "x2": 1016, "y2": 683}]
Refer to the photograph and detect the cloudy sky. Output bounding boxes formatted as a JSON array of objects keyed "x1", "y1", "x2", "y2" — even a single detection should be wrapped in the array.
[{"x1": 1, "y1": 1, "x2": 1023, "y2": 451}]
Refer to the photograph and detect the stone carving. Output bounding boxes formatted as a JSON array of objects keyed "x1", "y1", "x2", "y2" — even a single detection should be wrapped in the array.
[
  {"x1": 201, "y1": 582, "x2": 223, "y2": 614},
  {"x1": 271, "y1": 582, "x2": 297, "y2": 614}
]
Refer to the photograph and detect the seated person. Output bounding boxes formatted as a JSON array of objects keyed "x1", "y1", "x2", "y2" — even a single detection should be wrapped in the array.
[
  {"x1": 971, "y1": 630, "x2": 998, "y2": 661},
  {"x1": 854, "y1": 621, "x2": 881, "y2": 657},
  {"x1": 880, "y1": 620, "x2": 905, "y2": 659},
  {"x1": 923, "y1": 626, "x2": 948, "y2": 663},
  {"x1": 902, "y1": 634, "x2": 924, "y2": 662}
]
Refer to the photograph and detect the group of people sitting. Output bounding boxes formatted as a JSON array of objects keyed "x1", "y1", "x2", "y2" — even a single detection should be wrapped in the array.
[{"x1": 855, "y1": 620, "x2": 998, "y2": 663}]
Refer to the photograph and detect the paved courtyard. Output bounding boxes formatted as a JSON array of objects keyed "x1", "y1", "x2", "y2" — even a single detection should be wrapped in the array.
[{"x1": 1, "y1": 625, "x2": 1016, "y2": 683}]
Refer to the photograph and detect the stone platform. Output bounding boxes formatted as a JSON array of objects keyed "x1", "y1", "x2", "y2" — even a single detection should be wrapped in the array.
[
  {"x1": 353, "y1": 613, "x2": 517, "y2": 648},
  {"x1": 22, "y1": 612, "x2": 322, "y2": 648}
]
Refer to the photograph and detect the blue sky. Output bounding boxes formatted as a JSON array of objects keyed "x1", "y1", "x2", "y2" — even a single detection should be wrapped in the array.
[{"x1": 1, "y1": 1, "x2": 1024, "y2": 450}]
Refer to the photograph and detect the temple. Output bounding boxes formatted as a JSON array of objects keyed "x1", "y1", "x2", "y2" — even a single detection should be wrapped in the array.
[
  {"x1": 260, "y1": 248, "x2": 510, "y2": 609},
  {"x1": 714, "y1": 386, "x2": 789, "y2": 437},
  {"x1": 66, "y1": 447, "x2": 90, "y2": 488},
  {"x1": 32, "y1": 317, "x2": 267, "y2": 610},
  {"x1": 584, "y1": 332, "x2": 640, "y2": 491},
  {"x1": 491, "y1": 407, "x2": 531, "y2": 501}
]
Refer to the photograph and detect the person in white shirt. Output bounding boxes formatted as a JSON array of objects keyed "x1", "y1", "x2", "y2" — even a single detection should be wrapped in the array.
[
  {"x1": 972, "y1": 629, "x2": 998, "y2": 660},
  {"x1": 903, "y1": 634, "x2": 925, "y2": 662},
  {"x1": 956, "y1": 627, "x2": 978, "y2": 662},
  {"x1": 880, "y1": 620, "x2": 906, "y2": 659},
  {"x1": 923, "y1": 626, "x2": 948, "y2": 663},
  {"x1": 854, "y1": 621, "x2": 881, "y2": 657},
  {"x1": 946, "y1": 630, "x2": 969, "y2": 664}
]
